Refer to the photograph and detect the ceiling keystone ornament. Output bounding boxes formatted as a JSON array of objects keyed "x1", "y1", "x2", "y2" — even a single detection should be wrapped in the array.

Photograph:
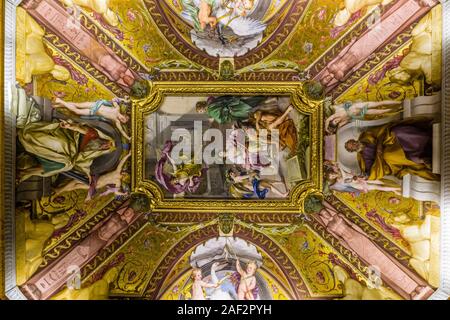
[{"x1": 218, "y1": 213, "x2": 235, "y2": 236}]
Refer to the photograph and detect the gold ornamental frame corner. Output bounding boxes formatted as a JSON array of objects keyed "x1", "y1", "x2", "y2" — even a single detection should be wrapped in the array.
[{"x1": 131, "y1": 82, "x2": 324, "y2": 214}]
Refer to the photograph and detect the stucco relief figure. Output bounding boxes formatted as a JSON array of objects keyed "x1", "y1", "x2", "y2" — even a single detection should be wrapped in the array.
[
  {"x1": 316, "y1": 201, "x2": 433, "y2": 300},
  {"x1": 387, "y1": 5, "x2": 442, "y2": 87},
  {"x1": 344, "y1": 117, "x2": 439, "y2": 181},
  {"x1": 325, "y1": 100, "x2": 402, "y2": 134},
  {"x1": 62, "y1": 0, "x2": 119, "y2": 26},
  {"x1": 16, "y1": 210, "x2": 70, "y2": 285},
  {"x1": 333, "y1": 266, "x2": 399, "y2": 300},
  {"x1": 16, "y1": 7, "x2": 70, "y2": 84},
  {"x1": 393, "y1": 214, "x2": 439, "y2": 287}
]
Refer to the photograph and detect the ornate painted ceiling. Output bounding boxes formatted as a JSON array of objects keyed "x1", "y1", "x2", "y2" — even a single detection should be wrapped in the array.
[{"x1": 0, "y1": 0, "x2": 447, "y2": 300}]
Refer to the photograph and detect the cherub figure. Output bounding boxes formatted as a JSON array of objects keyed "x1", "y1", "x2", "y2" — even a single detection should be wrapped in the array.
[
  {"x1": 325, "y1": 100, "x2": 402, "y2": 134},
  {"x1": 324, "y1": 160, "x2": 401, "y2": 195},
  {"x1": 191, "y1": 268, "x2": 218, "y2": 300},
  {"x1": 198, "y1": 0, "x2": 218, "y2": 30},
  {"x1": 53, "y1": 97, "x2": 131, "y2": 140},
  {"x1": 229, "y1": 0, "x2": 255, "y2": 17},
  {"x1": 236, "y1": 260, "x2": 257, "y2": 300},
  {"x1": 181, "y1": 0, "x2": 264, "y2": 36}
]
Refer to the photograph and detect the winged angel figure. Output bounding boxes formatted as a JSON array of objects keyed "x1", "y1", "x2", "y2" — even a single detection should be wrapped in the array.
[{"x1": 181, "y1": 0, "x2": 267, "y2": 57}]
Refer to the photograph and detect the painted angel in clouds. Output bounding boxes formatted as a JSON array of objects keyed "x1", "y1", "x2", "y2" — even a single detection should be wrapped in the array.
[{"x1": 180, "y1": 0, "x2": 267, "y2": 57}]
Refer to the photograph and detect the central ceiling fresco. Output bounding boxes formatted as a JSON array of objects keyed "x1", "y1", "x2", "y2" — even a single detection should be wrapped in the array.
[{"x1": 1, "y1": 0, "x2": 445, "y2": 300}]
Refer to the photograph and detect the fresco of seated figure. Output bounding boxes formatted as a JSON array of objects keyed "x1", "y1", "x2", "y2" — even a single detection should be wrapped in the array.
[{"x1": 344, "y1": 117, "x2": 439, "y2": 182}]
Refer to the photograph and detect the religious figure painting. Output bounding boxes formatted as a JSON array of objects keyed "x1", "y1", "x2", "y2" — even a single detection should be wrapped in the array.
[
  {"x1": 144, "y1": 95, "x2": 310, "y2": 200},
  {"x1": 175, "y1": 238, "x2": 272, "y2": 300},
  {"x1": 13, "y1": 86, "x2": 132, "y2": 205},
  {"x1": 179, "y1": 0, "x2": 268, "y2": 57}
]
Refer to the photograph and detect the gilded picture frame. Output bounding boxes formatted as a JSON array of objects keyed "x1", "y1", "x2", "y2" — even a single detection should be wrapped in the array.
[{"x1": 132, "y1": 82, "x2": 324, "y2": 213}]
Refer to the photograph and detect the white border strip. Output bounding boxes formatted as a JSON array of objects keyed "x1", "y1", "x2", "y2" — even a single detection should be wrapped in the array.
[
  {"x1": 4, "y1": 0, "x2": 26, "y2": 300},
  {"x1": 429, "y1": 0, "x2": 450, "y2": 300}
]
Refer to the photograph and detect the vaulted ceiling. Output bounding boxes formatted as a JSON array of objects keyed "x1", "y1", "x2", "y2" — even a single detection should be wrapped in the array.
[{"x1": 4, "y1": 0, "x2": 443, "y2": 300}]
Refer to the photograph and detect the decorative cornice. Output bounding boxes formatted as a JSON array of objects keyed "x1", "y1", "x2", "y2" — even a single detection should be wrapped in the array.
[
  {"x1": 153, "y1": 212, "x2": 298, "y2": 225},
  {"x1": 3, "y1": 0, "x2": 24, "y2": 300}
]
